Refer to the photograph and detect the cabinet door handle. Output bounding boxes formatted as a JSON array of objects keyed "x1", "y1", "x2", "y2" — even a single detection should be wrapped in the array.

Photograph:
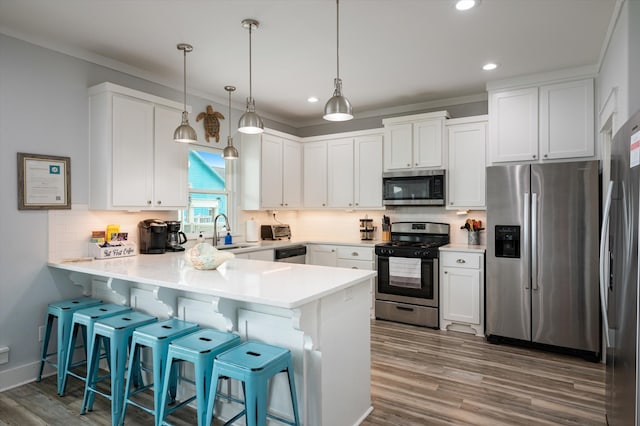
[
  {"x1": 456, "y1": 259, "x2": 466, "y2": 263},
  {"x1": 355, "y1": 202, "x2": 359, "y2": 206},
  {"x1": 415, "y1": 163, "x2": 418, "y2": 166},
  {"x1": 532, "y1": 154, "x2": 537, "y2": 159},
  {"x1": 284, "y1": 203, "x2": 288, "y2": 206},
  {"x1": 444, "y1": 271, "x2": 448, "y2": 274},
  {"x1": 322, "y1": 203, "x2": 326, "y2": 206},
  {"x1": 543, "y1": 154, "x2": 548, "y2": 158},
  {"x1": 157, "y1": 200, "x2": 162, "y2": 205},
  {"x1": 147, "y1": 200, "x2": 152, "y2": 205},
  {"x1": 331, "y1": 249, "x2": 335, "y2": 252},
  {"x1": 407, "y1": 163, "x2": 411, "y2": 167}
]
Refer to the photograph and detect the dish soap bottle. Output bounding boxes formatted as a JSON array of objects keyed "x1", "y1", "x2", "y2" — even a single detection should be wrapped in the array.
[{"x1": 224, "y1": 232, "x2": 233, "y2": 245}]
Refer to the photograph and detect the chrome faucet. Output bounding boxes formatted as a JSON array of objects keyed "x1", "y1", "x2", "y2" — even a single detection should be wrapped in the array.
[{"x1": 213, "y1": 213, "x2": 230, "y2": 247}]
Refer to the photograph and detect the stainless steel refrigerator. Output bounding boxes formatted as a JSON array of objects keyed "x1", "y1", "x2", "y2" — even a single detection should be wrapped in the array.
[
  {"x1": 485, "y1": 160, "x2": 600, "y2": 358},
  {"x1": 606, "y1": 110, "x2": 640, "y2": 425}
]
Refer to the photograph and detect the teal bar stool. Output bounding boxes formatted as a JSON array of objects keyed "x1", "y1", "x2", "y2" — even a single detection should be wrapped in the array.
[
  {"x1": 119, "y1": 318, "x2": 199, "y2": 426},
  {"x1": 81, "y1": 311, "x2": 157, "y2": 426},
  {"x1": 60, "y1": 303, "x2": 132, "y2": 395},
  {"x1": 36, "y1": 297, "x2": 103, "y2": 395},
  {"x1": 205, "y1": 341, "x2": 300, "y2": 426},
  {"x1": 158, "y1": 329, "x2": 241, "y2": 426}
]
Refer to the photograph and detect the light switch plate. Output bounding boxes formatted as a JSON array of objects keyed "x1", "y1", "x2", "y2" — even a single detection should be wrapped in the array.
[{"x1": 0, "y1": 346, "x2": 9, "y2": 364}]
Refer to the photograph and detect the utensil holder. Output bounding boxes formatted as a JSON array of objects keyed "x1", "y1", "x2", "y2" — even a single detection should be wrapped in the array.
[{"x1": 468, "y1": 231, "x2": 480, "y2": 245}]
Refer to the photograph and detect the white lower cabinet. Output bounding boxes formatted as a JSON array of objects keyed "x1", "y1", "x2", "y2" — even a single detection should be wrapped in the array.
[
  {"x1": 439, "y1": 248, "x2": 485, "y2": 336},
  {"x1": 308, "y1": 244, "x2": 376, "y2": 317},
  {"x1": 307, "y1": 244, "x2": 338, "y2": 267}
]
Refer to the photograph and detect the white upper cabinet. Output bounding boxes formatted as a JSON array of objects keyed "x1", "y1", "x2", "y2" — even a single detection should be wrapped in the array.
[
  {"x1": 446, "y1": 116, "x2": 487, "y2": 210},
  {"x1": 328, "y1": 138, "x2": 355, "y2": 208},
  {"x1": 89, "y1": 82, "x2": 188, "y2": 210},
  {"x1": 488, "y1": 74, "x2": 594, "y2": 164},
  {"x1": 314, "y1": 131, "x2": 384, "y2": 209},
  {"x1": 241, "y1": 130, "x2": 302, "y2": 210},
  {"x1": 382, "y1": 111, "x2": 450, "y2": 171},
  {"x1": 539, "y1": 79, "x2": 594, "y2": 160},
  {"x1": 489, "y1": 87, "x2": 538, "y2": 163},
  {"x1": 303, "y1": 141, "x2": 328, "y2": 208},
  {"x1": 301, "y1": 130, "x2": 383, "y2": 210},
  {"x1": 354, "y1": 134, "x2": 383, "y2": 208}
]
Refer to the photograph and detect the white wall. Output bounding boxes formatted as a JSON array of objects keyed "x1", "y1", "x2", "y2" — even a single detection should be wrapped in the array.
[{"x1": 0, "y1": 34, "x2": 249, "y2": 390}]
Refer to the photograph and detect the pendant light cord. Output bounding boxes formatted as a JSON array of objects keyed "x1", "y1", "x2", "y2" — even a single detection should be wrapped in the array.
[
  {"x1": 183, "y1": 48, "x2": 187, "y2": 111},
  {"x1": 228, "y1": 90, "x2": 232, "y2": 140},
  {"x1": 249, "y1": 23, "x2": 253, "y2": 99},
  {"x1": 336, "y1": 0, "x2": 340, "y2": 80}
]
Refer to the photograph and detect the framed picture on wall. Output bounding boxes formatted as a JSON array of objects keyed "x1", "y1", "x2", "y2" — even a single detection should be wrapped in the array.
[{"x1": 17, "y1": 152, "x2": 71, "y2": 210}]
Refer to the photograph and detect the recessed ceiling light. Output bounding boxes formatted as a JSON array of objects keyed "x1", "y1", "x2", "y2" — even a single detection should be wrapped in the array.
[
  {"x1": 307, "y1": 96, "x2": 319, "y2": 103},
  {"x1": 455, "y1": 0, "x2": 478, "y2": 11},
  {"x1": 482, "y1": 62, "x2": 498, "y2": 71}
]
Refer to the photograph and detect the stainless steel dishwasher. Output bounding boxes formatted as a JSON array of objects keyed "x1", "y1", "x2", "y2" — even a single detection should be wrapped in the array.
[{"x1": 274, "y1": 245, "x2": 307, "y2": 264}]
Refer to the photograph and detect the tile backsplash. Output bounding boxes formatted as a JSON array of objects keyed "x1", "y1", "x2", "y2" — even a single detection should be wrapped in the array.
[
  {"x1": 48, "y1": 204, "x2": 176, "y2": 261},
  {"x1": 239, "y1": 208, "x2": 486, "y2": 245}
]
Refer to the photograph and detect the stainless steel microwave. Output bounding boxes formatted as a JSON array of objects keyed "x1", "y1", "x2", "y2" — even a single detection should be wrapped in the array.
[{"x1": 382, "y1": 170, "x2": 445, "y2": 206}]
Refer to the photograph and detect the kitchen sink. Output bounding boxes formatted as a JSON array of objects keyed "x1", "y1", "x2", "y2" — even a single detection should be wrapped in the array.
[{"x1": 215, "y1": 243, "x2": 259, "y2": 251}]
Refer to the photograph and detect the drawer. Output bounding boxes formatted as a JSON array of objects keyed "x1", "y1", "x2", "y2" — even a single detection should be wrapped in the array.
[
  {"x1": 440, "y1": 251, "x2": 481, "y2": 269},
  {"x1": 375, "y1": 300, "x2": 438, "y2": 328},
  {"x1": 336, "y1": 246, "x2": 374, "y2": 261},
  {"x1": 336, "y1": 259, "x2": 374, "y2": 270}
]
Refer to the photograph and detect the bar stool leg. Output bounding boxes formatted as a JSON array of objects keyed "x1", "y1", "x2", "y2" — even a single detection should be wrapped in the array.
[
  {"x1": 111, "y1": 335, "x2": 130, "y2": 426},
  {"x1": 81, "y1": 334, "x2": 102, "y2": 414},
  {"x1": 194, "y1": 357, "x2": 212, "y2": 426},
  {"x1": 36, "y1": 314, "x2": 55, "y2": 382},
  {"x1": 286, "y1": 364, "x2": 301, "y2": 426}
]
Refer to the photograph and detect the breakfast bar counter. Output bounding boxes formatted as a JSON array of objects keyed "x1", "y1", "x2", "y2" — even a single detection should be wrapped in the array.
[{"x1": 48, "y1": 253, "x2": 375, "y2": 426}]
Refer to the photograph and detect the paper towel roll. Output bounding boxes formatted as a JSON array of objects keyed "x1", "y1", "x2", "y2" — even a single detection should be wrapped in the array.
[{"x1": 246, "y1": 219, "x2": 259, "y2": 242}]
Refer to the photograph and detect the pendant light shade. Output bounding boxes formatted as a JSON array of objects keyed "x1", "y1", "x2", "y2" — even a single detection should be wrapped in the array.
[
  {"x1": 223, "y1": 85, "x2": 239, "y2": 160},
  {"x1": 174, "y1": 43, "x2": 197, "y2": 143},
  {"x1": 324, "y1": 0, "x2": 353, "y2": 121},
  {"x1": 238, "y1": 19, "x2": 264, "y2": 134}
]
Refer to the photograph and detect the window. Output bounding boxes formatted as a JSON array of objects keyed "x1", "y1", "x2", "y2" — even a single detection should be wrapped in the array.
[{"x1": 179, "y1": 148, "x2": 232, "y2": 237}]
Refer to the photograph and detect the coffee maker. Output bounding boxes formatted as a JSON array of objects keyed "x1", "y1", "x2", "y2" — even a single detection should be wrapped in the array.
[
  {"x1": 138, "y1": 219, "x2": 168, "y2": 254},
  {"x1": 165, "y1": 221, "x2": 187, "y2": 252}
]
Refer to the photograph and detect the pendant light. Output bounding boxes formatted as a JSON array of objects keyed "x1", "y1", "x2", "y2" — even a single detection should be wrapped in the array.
[
  {"x1": 223, "y1": 86, "x2": 239, "y2": 160},
  {"x1": 173, "y1": 43, "x2": 197, "y2": 143},
  {"x1": 323, "y1": 0, "x2": 353, "y2": 121},
  {"x1": 238, "y1": 19, "x2": 264, "y2": 134}
]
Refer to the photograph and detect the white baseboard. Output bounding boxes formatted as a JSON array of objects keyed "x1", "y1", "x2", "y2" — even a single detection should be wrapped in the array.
[{"x1": 0, "y1": 361, "x2": 55, "y2": 392}]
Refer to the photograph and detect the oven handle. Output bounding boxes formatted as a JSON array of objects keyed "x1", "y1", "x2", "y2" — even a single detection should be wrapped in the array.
[{"x1": 395, "y1": 306, "x2": 414, "y2": 312}]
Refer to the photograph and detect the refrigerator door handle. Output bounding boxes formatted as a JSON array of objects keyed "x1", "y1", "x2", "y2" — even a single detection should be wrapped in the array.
[
  {"x1": 524, "y1": 192, "x2": 530, "y2": 290},
  {"x1": 599, "y1": 180, "x2": 613, "y2": 347},
  {"x1": 531, "y1": 193, "x2": 538, "y2": 291}
]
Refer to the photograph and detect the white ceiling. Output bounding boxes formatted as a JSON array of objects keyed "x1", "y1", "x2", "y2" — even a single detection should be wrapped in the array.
[{"x1": 0, "y1": 0, "x2": 617, "y2": 128}]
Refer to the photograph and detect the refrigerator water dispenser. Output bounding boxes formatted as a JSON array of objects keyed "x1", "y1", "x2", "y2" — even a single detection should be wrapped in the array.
[{"x1": 495, "y1": 225, "x2": 520, "y2": 258}]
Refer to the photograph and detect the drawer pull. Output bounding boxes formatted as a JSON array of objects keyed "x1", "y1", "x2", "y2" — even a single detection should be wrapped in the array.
[
  {"x1": 456, "y1": 259, "x2": 466, "y2": 264},
  {"x1": 352, "y1": 252, "x2": 359, "y2": 256},
  {"x1": 396, "y1": 306, "x2": 414, "y2": 312},
  {"x1": 351, "y1": 266, "x2": 358, "y2": 269}
]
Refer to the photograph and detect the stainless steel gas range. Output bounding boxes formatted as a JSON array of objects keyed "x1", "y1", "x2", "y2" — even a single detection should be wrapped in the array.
[{"x1": 374, "y1": 222, "x2": 450, "y2": 328}]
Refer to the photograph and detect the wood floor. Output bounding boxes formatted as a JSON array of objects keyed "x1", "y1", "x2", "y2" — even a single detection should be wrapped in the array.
[{"x1": 0, "y1": 320, "x2": 605, "y2": 426}]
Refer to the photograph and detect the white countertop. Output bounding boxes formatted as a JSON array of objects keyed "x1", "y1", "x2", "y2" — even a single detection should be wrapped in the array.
[
  {"x1": 48, "y1": 252, "x2": 376, "y2": 309},
  {"x1": 439, "y1": 243, "x2": 486, "y2": 253}
]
